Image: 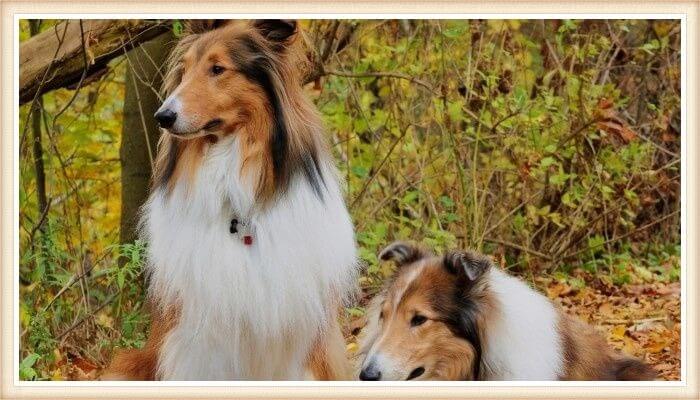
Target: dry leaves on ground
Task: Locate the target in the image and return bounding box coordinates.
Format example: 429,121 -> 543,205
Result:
542,274 -> 680,381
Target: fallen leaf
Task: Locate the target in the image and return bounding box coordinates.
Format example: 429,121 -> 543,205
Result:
656,283 -> 680,296
598,302 -> 615,318
72,357 -> 97,374
546,282 -> 572,299
610,324 -> 627,340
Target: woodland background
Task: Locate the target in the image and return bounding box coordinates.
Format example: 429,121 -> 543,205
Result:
18,19 -> 681,380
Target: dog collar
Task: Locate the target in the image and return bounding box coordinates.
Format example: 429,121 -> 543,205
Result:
230,216 -> 254,246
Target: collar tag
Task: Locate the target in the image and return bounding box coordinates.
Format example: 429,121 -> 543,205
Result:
230,216 -> 254,246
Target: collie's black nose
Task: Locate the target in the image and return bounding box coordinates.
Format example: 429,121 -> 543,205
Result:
154,109 -> 177,129
359,366 -> 381,381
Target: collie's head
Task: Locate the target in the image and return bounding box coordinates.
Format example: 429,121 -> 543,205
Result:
358,242 -> 496,381
153,19 -> 325,201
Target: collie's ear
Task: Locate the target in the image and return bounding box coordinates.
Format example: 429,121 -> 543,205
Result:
184,19 -> 231,34
379,241 -> 430,267
253,19 -> 298,45
443,250 -> 491,282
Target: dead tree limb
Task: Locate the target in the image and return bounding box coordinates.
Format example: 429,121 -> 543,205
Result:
19,19 -> 169,105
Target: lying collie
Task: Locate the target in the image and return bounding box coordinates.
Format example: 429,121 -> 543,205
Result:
358,241 -> 655,381
103,20 -> 358,380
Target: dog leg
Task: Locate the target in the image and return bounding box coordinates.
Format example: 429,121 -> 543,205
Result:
305,314 -> 351,380
101,303 -> 178,380
100,347 -> 158,381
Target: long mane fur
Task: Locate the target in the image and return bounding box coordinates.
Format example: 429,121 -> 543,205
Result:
132,20 -> 358,380
152,21 -> 327,203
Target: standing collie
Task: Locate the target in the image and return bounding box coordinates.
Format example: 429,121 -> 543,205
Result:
358,241 -> 655,381
103,20 -> 358,380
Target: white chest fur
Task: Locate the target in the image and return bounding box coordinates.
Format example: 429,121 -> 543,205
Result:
142,136 -> 358,380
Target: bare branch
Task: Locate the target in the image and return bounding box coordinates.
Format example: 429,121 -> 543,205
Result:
324,69 -> 435,93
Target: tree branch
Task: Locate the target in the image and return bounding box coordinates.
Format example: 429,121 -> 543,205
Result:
19,19 -> 169,105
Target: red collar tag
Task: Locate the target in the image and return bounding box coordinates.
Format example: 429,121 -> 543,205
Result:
231,215 -> 254,246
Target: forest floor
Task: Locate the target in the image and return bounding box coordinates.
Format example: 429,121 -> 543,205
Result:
544,272 -> 680,380
52,257 -> 682,382
345,267 -> 681,381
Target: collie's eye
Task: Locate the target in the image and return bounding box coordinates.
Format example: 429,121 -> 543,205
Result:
379,311 -> 384,320
410,315 -> 427,327
210,65 -> 225,76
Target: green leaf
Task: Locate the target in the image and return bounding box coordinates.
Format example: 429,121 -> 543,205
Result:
550,171 -> 571,186
562,191 -> 576,208
587,235 -> 605,252
447,100 -> 465,122
117,269 -> 125,290
566,76 -> 581,100
443,26 -> 466,39
443,212 -> 460,223
513,86 -> 528,108
351,165 -> 369,178
540,156 -> 556,168
439,195 -> 455,208
568,277 -> 586,291
172,20 -> 184,37
402,191 -> 419,204
19,353 -> 40,380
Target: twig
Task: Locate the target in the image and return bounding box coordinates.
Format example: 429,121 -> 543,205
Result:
20,21 -> 70,151
28,198 -> 52,247
491,109 -> 522,133
484,237 -> 553,261
635,129 -> 679,158
42,248 -> 112,312
51,20 -> 90,131
330,54 -> 383,143
545,38 -> 564,73
325,69 -> 435,93
481,190 -> 544,239
598,20 -> 624,86
556,210 -> 680,263
602,317 -> 666,325
349,126 -> 408,210
55,292 -> 118,341
321,20 -> 341,62
123,28 -> 166,101
557,118 -> 597,147
122,39 -> 155,168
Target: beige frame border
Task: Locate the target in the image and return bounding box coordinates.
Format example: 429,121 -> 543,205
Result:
1,1 -> 697,399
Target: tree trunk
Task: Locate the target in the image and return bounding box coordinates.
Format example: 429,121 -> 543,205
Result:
29,20 -> 48,226
119,32 -> 174,245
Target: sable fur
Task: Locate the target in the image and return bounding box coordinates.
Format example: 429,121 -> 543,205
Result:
359,241 -> 655,381
152,19 -> 324,202
103,19 -> 357,381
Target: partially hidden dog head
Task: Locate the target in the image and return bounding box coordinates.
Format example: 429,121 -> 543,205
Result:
358,241 -> 495,381
155,19 -> 301,138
